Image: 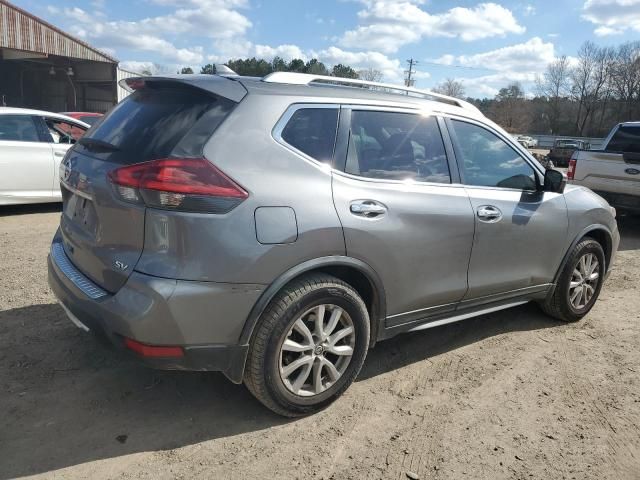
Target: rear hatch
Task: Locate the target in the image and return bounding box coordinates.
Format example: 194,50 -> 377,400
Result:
58,77 -> 244,292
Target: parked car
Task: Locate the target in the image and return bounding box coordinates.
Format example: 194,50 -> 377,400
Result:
48,73 -> 619,417
548,138 -> 590,167
0,107 -> 89,205
61,112 -> 103,126
569,122 -> 640,213
516,135 -> 538,148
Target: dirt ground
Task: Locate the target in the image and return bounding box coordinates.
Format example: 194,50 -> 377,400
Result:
1,204 -> 639,480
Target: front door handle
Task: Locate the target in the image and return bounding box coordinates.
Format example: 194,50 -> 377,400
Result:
54,151 -> 65,157
477,205 -> 502,223
350,200 -> 387,218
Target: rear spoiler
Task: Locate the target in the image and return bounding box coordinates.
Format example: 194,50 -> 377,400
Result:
118,74 -> 247,103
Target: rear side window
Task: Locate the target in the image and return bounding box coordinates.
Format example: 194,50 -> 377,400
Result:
77,83 -> 234,164
606,126 -> 640,153
345,111 -> 450,184
281,108 -> 338,162
0,115 -> 40,142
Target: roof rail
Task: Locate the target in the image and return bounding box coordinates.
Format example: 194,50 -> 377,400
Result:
262,72 -> 481,114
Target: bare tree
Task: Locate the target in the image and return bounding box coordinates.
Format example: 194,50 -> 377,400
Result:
570,42 -> 614,136
357,68 -> 383,82
432,78 -> 465,99
610,41 -> 640,121
536,56 -> 571,133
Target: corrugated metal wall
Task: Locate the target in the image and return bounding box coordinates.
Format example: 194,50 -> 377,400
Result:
0,0 -> 116,63
116,68 -> 141,102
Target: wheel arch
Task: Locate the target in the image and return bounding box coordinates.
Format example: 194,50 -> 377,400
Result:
239,256 -> 387,348
550,224 -> 613,295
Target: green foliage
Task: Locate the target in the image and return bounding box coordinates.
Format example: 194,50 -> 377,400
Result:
200,64 -> 216,75
227,58 -> 274,76
331,64 -> 359,79
180,67 -> 194,74
305,59 -> 329,76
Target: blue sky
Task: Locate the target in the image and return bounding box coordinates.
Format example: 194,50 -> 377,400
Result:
13,0 -> 640,97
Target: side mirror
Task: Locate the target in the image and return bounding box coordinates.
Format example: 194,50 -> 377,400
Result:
543,168 -> 566,193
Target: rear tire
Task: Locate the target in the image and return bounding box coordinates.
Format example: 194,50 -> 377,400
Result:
540,238 -> 605,322
244,273 -> 370,417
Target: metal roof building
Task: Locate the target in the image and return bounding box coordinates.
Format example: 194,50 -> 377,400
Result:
0,0 -> 135,112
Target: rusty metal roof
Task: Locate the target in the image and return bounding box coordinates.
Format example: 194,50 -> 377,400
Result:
0,0 -> 117,63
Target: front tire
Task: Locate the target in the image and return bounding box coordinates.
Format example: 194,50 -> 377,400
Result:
540,238 -> 606,322
244,274 -> 370,417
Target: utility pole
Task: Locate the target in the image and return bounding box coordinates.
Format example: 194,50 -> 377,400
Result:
405,58 -> 417,87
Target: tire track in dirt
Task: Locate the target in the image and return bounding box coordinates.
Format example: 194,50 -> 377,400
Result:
556,322 -> 637,477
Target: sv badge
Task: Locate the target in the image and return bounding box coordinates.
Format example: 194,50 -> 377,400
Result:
114,260 -> 129,271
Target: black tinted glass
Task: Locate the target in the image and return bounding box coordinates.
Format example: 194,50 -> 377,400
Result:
0,115 -> 40,142
281,108 -> 338,162
345,111 -> 450,183
606,126 -> 640,153
78,84 -> 233,164
451,120 -> 536,190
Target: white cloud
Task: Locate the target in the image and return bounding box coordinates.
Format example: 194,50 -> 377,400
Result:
340,2 -> 525,53
49,1 -> 251,64
254,44 -> 308,61
431,38 -> 562,98
435,37 -> 555,74
582,0 -> 640,36
314,46 -> 405,82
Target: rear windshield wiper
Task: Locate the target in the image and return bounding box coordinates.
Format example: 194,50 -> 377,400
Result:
78,137 -> 120,152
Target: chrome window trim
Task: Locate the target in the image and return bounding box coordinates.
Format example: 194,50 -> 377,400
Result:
50,242 -> 108,300
337,106 -> 455,187
271,103 -> 341,170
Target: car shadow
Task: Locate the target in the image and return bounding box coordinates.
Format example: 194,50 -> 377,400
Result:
617,213 -> 640,251
1,301 -> 557,478
0,202 -> 62,217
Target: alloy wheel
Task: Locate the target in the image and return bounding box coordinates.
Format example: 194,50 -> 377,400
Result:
278,304 -> 355,397
569,252 -> 600,310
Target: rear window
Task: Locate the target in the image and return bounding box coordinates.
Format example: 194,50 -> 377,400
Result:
606,126 -> 640,153
281,108 -> 339,163
77,83 -> 235,164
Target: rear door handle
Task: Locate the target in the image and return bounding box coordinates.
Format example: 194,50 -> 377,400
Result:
54,151 -> 65,157
477,205 -> 502,223
350,200 -> 387,218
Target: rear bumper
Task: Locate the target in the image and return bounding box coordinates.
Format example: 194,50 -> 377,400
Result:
48,237 -> 265,383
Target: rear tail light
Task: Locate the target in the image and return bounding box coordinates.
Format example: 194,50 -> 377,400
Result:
108,158 -> 248,213
567,158 -> 577,180
124,337 -> 184,358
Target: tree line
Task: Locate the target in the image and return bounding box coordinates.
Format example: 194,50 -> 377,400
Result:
467,40 -> 640,137
176,57 -> 384,81
168,39 -> 638,138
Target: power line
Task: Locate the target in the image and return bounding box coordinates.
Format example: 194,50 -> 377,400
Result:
405,58 -> 418,87
420,60 -> 500,73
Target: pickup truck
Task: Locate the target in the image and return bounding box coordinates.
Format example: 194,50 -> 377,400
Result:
569,122 -> 640,213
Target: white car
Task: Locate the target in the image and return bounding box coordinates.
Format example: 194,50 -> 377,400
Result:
516,135 -> 538,149
0,107 -> 90,205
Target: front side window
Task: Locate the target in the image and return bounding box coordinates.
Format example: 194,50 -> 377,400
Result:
0,115 -> 40,142
281,107 -> 339,162
606,126 -> 640,153
345,111 -> 450,183
45,118 -> 87,144
450,120 -> 536,190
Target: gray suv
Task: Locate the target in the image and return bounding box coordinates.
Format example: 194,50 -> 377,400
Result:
48,72 -> 619,416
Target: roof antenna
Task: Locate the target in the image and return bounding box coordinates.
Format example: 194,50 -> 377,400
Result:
215,64 -> 238,76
